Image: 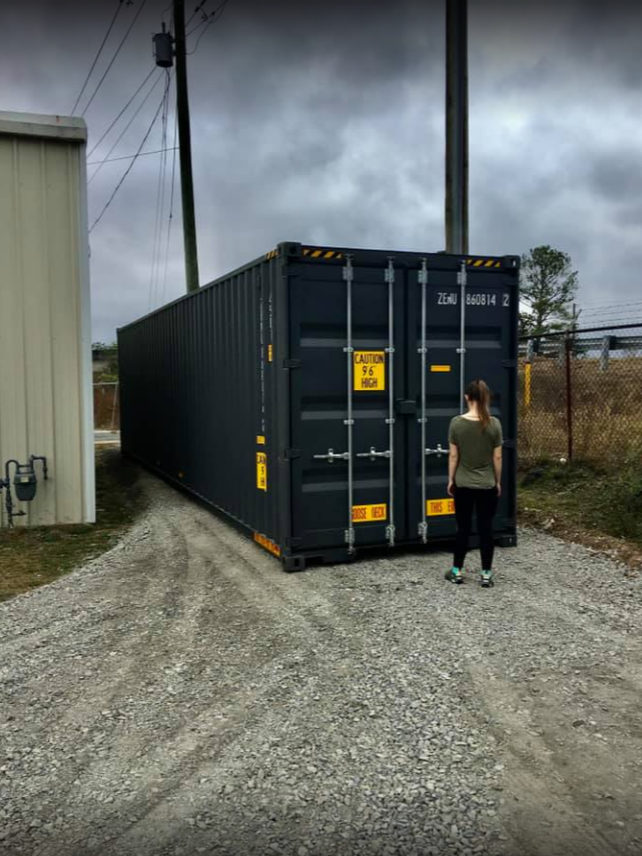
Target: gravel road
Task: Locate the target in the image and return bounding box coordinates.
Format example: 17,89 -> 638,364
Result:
1,459 -> 642,856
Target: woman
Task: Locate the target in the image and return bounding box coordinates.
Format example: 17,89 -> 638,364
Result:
445,379 -> 503,587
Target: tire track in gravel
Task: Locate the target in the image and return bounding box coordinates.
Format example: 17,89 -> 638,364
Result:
3,471 -> 642,856
38,484 -> 506,856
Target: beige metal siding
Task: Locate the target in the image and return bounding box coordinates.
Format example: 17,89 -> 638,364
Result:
0,116 -> 94,527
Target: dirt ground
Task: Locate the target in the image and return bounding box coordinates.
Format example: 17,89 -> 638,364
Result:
1,462 -> 641,856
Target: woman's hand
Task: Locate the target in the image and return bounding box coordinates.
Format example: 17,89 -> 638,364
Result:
447,480 -> 455,497
496,482 -> 502,498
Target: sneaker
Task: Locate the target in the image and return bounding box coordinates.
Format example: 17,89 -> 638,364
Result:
445,567 -> 464,584
480,570 -> 494,588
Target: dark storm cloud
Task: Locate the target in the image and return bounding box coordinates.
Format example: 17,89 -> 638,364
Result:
2,0 -> 642,340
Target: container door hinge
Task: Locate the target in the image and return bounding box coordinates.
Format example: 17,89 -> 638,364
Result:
286,537 -> 303,549
502,359 -> 516,369
502,439 -> 516,450
283,358 -> 301,369
283,448 -> 301,460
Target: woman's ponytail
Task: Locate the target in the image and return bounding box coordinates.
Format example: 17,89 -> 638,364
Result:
466,379 -> 492,430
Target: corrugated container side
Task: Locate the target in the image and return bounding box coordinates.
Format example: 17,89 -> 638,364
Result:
119,255 -> 283,548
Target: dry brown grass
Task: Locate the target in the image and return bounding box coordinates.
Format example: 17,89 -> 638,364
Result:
518,355 -> 642,464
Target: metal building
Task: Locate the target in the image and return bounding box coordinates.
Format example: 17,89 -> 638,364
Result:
119,243 -> 519,570
0,111 -> 95,527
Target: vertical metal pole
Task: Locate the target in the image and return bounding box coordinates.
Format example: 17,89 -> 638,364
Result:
343,256 -> 355,554
565,335 -> 573,462
445,0 -> 469,255
457,261 -> 467,408
174,0 -> 200,294
418,259 -> 428,543
385,259 -> 396,548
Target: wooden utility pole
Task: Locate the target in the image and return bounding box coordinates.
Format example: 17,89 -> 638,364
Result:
445,0 -> 469,255
174,0 -> 200,293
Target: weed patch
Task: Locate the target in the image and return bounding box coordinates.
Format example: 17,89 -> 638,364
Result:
0,449 -> 143,601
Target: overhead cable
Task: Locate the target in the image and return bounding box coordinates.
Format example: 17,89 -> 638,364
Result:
89,88 -> 167,233
86,147 -> 178,165
71,0 -> 125,115
87,66 -> 157,159
82,0 -> 150,117
88,71 -> 163,185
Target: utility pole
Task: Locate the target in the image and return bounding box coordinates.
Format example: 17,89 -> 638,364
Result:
445,0 -> 469,255
173,0 -> 200,293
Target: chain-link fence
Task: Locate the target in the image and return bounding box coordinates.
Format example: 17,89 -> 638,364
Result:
518,324 -> 642,466
94,382 -> 120,431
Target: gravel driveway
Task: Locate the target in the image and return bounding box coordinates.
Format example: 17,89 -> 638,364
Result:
1,462 -> 642,856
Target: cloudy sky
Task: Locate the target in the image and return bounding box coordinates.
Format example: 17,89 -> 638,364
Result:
2,0 -> 642,341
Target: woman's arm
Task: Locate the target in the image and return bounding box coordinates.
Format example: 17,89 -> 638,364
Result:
493,446 -> 503,496
447,444 -> 459,496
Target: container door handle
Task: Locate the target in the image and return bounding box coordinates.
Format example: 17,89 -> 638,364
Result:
356,447 -> 391,460
425,443 -> 449,458
313,448 -> 351,463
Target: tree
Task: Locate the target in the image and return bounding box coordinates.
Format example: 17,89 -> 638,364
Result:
519,245 -> 578,337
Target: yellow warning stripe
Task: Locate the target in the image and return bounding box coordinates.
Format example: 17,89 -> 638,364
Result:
254,532 -> 281,557
467,258 -> 501,268
264,248 -> 279,260
302,247 -> 343,260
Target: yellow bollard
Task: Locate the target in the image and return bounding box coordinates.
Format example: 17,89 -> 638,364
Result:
524,362 -> 532,409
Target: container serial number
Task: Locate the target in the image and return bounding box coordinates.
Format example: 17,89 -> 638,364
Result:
436,292 -> 510,307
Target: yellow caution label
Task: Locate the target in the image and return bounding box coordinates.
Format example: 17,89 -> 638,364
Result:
268,344 -> 273,362
427,498 -> 455,517
352,503 -> 388,523
256,452 -> 267,491
354,350 -> 386,391
254,532 -> 281,557
256,435 -> 266,445
430,365 -> 451,373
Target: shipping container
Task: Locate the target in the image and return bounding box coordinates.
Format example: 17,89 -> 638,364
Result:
119,243 -> 519,570
0,111 -> 94,527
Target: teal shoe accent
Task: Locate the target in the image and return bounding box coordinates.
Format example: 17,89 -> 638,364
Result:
445,567 -> 464,584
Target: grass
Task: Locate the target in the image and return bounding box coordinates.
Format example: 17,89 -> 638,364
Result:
0,449 -> 143,602
518,355 -> 642,465
518,458 -> 642,567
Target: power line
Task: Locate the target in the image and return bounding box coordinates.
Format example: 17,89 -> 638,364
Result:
81,0 -> 150,117
87,147 -> 178,165
186,0 -> 230,51
89,88 -> 167,234
161,112 -> 180,304
149,72 -> 173,310
186,0 -> 209,28
71,0 -> 125,114
87,66 -> 157,159
88,71 -> 163,185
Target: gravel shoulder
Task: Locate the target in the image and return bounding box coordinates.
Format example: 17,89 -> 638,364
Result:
1,466 -> 641,856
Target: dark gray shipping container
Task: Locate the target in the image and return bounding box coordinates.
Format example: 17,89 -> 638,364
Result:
118,242 -> 519,570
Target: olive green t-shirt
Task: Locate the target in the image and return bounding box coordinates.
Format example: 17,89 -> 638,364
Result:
448,415 -> 503,489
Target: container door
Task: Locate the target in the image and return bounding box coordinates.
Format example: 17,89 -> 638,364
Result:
407,260 -> 518,543
288,257 -> 407,556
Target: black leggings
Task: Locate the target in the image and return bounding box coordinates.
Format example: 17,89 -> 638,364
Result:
453,486 -> 499,571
